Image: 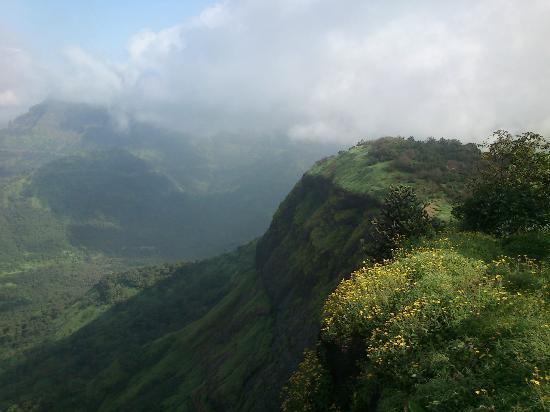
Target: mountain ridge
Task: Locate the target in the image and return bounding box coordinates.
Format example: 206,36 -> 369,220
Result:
0,136 -> 484,411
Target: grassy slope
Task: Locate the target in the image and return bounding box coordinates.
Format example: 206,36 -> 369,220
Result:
308,138 -> 478,218
0,244 -> 257,411
0,137 -> 481,411
0,257 -> 128,362
283,230 -> 550,411
251,138 -> 480,406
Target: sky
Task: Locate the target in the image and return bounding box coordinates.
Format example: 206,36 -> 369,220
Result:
2,0 -> 214,59
1,0 -> 550,142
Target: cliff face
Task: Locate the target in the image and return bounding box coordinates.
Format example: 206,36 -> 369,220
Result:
258,174 -> 377,301
253,173 -> 380,409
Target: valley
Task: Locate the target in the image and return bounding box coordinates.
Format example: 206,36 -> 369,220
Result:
0,101 -> 337,374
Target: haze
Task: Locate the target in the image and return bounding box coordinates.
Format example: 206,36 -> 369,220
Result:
1,0 -> 550,142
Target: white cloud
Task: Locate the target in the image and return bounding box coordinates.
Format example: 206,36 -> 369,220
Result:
58,47 -> 124,105
195,3 -> 230,29
128,26 -> 186,63
0,39 -> 49,124
3,0 -> 550,142
0,90 -> 18,106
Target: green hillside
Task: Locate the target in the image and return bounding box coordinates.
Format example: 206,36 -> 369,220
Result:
282,132 -> 550,411
25,149 -> 260,260
0,136 -> 501,411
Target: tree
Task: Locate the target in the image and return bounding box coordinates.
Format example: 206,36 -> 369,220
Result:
369,185 -> 433,259
453,130 -> 550,235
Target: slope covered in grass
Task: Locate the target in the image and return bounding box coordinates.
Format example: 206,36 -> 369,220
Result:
0,244 -> 259,411
309,137 -> 479,219
283,231 -> 550,411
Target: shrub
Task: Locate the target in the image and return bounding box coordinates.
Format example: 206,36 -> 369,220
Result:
502,231 -> 550,262
454,131 -> 550,235
284,245 -> 550,411
281,349 -> 337,412
369,185 -> 434,259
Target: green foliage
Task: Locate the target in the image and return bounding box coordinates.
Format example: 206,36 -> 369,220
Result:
369,185 -> 434,259
0,133 -> 487,412
0,244 -> 276,412
282,350 -> 337,412
367,137 -> 479,186
408,400 -> 428,412
454,130 -> 550,235
0,255 -> 138,364
284,236 -> 550,411
313,137 -> 480,200
502,231 -> 550,261
0,179 -> 71,272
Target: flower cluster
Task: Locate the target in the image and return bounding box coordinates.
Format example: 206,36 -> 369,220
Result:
284,236 -> 550,411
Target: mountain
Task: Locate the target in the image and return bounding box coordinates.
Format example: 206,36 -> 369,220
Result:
0,101 -> 338,368
0,100 -> 339,265
0,137 -> 491,411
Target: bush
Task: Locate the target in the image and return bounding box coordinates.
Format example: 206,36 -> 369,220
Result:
369,185 -> 434,259
454,131 -> 550,235
281,349 -> 337,412
284,245 -> 550,411
502,231 -> 550,262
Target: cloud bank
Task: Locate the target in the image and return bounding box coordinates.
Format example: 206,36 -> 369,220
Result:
2,0 -> 550,142
0,30 -> 49,123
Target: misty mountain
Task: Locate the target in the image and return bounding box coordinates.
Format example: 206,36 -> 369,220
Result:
0,101 -> 337,366
0,137 -> 482,410
0,100 -> 339,265
2,3 -> 549,411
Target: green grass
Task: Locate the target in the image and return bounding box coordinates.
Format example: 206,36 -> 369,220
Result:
308,140 -> 477,221
103,267 -> 272,412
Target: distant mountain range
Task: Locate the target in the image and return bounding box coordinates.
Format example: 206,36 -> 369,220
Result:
0,100 -> 340,265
